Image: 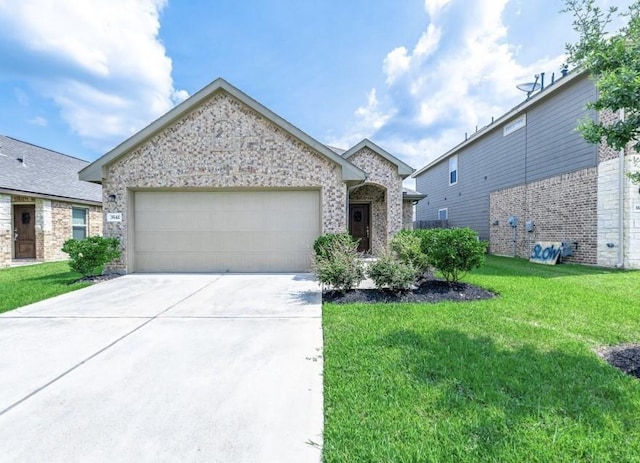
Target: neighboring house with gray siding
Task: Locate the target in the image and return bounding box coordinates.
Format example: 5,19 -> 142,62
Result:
0,135 -> 102,267
412,70 -> 640,268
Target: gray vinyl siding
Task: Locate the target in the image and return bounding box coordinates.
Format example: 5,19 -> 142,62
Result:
415,74 -> 597,241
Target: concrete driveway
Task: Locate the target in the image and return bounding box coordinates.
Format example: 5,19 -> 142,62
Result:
0,274 -> 323,462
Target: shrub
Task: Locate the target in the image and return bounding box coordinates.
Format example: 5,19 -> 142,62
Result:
420,228 -> 486,283
313,233 -> 358,259
61,236 -> 121,277
367,252 -> 415,292
390,232 -> 430,279
312,235 -> 364,291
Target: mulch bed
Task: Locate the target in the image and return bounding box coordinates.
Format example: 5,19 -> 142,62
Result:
75,274 -> 122,284
596,344 -> 640,379
323,279 -> 496,304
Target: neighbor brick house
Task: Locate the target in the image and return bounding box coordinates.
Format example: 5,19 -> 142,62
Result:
0,135 -> 102,267
412,70 -> 640,268
80,78 -> 424,273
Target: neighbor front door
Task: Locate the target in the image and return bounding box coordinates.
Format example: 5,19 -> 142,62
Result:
349,204 -> 370,253
14,205 -> 36,259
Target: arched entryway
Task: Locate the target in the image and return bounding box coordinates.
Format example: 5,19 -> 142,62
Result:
348,183 -> 387,255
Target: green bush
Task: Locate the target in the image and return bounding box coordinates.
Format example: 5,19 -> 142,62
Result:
312,235 -> 364,292
367,252 -> 415,292
390,232 -> 430,279
61,236 -> 121,277
420,228 -> 486,283
313,233 -> 359,259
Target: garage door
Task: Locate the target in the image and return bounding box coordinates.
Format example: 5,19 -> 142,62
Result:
133,190 -> 320,272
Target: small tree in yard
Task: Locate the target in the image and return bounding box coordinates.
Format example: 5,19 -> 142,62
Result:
563,0 -> 640,182
367,251 -> 415,292
312,233 -> 364,292
421,228 -> 486,284
61,236 -> 121,277
390,231 -> 431,280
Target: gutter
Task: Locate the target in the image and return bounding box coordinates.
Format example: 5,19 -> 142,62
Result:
617,108 -> 625,268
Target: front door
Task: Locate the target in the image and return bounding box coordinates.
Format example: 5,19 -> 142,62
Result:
349,204 -> 370,252
14,205 -> 36,259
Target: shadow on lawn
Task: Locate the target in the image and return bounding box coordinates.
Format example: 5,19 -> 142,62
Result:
473,258 -> 622,279
380,329 -> 640,455
23,271 -> 83,285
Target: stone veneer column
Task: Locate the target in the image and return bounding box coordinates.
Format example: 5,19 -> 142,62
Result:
597,158 -> 621,266
35,199 -> 53,261
624,154 -> 640,268
0,194 -> 11,267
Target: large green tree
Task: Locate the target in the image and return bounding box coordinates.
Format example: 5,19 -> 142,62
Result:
563,0 -> 640,182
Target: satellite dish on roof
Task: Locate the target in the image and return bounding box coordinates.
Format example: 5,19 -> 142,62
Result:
516,74 -> 542,99
516,82 -> 541,93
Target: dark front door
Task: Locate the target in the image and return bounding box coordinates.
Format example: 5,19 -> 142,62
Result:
14,205 -> 36,259
349,204 -> 370,252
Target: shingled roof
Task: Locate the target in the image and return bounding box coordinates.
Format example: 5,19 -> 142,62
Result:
0,135 -> 101,204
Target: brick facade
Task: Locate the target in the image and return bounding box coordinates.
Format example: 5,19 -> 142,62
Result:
103,92 -> 348,272
0,194 -> 102,267
402,201 -> 414,229
489,167 -> 598,264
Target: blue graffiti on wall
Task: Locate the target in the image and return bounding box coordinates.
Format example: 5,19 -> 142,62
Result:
530,242 -> 562,265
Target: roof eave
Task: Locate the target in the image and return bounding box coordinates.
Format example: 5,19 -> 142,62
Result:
342,139 -> 415,177
79,78 -> 366,183
411,69 -> 588,178
0,187 -> 102,206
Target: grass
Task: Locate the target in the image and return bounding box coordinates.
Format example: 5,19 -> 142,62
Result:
0,261 -> 90,313
322,256 -> 640,462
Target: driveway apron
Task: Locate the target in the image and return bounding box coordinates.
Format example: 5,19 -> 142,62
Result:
0,273 -> 323,462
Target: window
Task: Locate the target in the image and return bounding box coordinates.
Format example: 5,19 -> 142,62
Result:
72,207 -> 88,240
438,208 -> 448,220
503,114 -> 526,136
449,155 -> 458,185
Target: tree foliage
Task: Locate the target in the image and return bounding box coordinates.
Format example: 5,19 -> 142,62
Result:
563,0 -> 640,182
61,236 -> 121,277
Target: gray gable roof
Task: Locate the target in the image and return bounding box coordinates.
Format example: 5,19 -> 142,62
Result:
80,78 -> 366,183
0,135 -> 102,204
341,139 -> 415,178
402,187 -> 426,200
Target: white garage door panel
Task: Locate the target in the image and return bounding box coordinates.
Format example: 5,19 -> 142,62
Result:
133,191 -> 320,272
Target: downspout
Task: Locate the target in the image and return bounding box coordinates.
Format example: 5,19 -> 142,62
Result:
616,108 -> 625,268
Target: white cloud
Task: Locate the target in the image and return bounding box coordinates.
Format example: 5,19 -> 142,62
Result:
327,88 -> 395,150
332,0 -> 568,174
28,116 -> 47,126
0,0 -> 188,151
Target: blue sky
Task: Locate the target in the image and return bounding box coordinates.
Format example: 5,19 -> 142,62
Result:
0,0 -> 628,174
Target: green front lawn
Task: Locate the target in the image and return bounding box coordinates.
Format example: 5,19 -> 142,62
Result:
323,256 -> 640,462
0,262 -> 90,313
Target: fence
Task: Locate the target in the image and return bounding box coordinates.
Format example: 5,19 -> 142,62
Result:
413,219 -> 449,229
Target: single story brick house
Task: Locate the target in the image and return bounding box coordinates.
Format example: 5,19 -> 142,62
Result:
0,135 -> 102,267
80,78 -> 424,273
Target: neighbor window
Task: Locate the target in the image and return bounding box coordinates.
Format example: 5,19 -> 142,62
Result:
72,207 -> 88,240
438,208 -> 448,220
503,114 -> 526,136
449,155 -> 458,185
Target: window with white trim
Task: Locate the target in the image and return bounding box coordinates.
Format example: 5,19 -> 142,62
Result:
72,207 -> 88,240
449,155 -> 458,185
438,208 -> 448,220
503,114 -> 526,136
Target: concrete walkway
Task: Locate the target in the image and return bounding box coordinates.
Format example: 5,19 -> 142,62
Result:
0,274 -> 323,462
